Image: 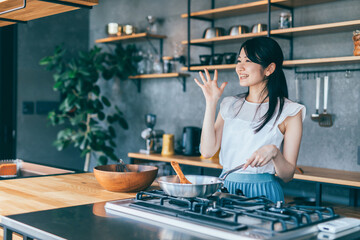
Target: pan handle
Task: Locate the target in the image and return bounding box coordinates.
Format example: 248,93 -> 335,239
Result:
219,163 -> 245,181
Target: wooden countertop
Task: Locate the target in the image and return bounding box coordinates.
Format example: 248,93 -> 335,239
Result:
129,153 -> 360,187
128,152 -> 222,169
0,173 -> 137,217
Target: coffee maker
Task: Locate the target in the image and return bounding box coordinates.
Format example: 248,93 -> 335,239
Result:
182,126 -> 201,156
140,114 -> 164,154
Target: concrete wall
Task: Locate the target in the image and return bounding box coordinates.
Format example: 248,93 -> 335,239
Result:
87,0 -> 360,204
89,0 -> 360,172
17,9 -> 90,170
14,0 -> 360,204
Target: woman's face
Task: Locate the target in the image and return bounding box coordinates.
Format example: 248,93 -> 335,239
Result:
235,48 -> 266,88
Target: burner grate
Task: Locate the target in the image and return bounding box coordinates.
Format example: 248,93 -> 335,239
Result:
134,190 -> 339,233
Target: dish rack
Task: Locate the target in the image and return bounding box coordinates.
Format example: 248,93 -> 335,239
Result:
0,159 -> 23,178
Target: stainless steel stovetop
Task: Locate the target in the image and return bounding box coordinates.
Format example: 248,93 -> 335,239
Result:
105,190 -> 359,240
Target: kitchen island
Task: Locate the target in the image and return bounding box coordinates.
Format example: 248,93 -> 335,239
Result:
0,172 -> 360,240
0,173 -> 208,240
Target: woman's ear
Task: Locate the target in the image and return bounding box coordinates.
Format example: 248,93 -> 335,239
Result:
265,63 -> 276,76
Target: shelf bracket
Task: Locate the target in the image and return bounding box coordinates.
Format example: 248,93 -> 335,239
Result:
0,0 -> 26,16
130,79 -> 141,93
177,77 -> 187,92
37,0 -> 93,9
145,37 -> 159,55
270,3 -> 293,11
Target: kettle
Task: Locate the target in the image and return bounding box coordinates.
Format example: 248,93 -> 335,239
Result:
182,126 -> 201,156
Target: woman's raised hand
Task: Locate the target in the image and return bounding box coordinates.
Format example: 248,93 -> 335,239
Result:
194,69 -> 227,103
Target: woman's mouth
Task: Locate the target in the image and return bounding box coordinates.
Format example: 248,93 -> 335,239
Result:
238,74 -> 249,79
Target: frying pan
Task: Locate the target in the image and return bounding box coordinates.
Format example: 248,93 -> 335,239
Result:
157,163 -> 244,198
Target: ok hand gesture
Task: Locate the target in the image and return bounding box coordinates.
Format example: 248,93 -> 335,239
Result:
194,69 -> 227,103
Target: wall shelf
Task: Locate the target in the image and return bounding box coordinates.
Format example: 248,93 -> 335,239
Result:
182,20 -> 360,45
128,73 -> 190,92
0,0 -> 98,27
181,56 -> 360,71
95,33 -> 167,44
181,0 -> 336,20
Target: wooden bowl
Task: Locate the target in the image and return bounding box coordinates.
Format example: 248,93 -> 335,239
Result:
93,164 -> 158,192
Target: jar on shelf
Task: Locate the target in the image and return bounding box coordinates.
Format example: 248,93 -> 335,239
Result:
162,56 -> 174,73
279,12 -> 292,29
353,30 -> 360,56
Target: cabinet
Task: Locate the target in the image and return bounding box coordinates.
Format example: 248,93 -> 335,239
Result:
0,0 -> 98,27
181,0 -> 360,71
95,33 -> 190,92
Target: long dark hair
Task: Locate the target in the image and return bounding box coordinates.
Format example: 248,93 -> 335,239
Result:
236,37 -> 288,133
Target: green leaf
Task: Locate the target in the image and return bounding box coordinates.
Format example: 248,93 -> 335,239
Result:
101,96 -> 111,107
118,117 -> 129,130
98,112 -> 105,121
92,86 -> 100,96
98,156 -> 108,166
108,126 -> 116,137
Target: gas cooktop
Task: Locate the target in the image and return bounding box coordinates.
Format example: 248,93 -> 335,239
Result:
105,190 -> 344,240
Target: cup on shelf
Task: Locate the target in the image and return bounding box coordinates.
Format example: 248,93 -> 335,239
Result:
224,52 -> 237,64
353,30 -> 360,56
199,55 -> 211,65
107,23 -> 120,36
211,54 -> 223,65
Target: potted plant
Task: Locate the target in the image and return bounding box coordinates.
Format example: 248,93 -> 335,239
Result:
39,44 -> 140,171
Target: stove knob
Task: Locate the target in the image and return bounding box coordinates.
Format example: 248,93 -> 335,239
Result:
276,201 -> 283,208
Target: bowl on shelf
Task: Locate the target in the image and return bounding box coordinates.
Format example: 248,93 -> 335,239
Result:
202,27 -> 225,39
224,52 -> 237,64
199,55 -> 211,65
251,23 -> 267,33
94,164 -> 158,192
228,25 -> 249,36
211,54 -> 223,65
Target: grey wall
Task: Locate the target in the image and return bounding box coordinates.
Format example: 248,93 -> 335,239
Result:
89,0 -> 360,172
87,0 -> 360,204
17,9 -> 90,170
14,0 -> 360,204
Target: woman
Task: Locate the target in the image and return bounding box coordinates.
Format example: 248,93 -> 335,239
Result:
194,37 -> 305,203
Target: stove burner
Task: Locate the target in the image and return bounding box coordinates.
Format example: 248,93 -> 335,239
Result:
133,190 -> 339,233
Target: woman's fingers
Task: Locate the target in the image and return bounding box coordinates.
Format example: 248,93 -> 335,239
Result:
219,82 -> 228,92
214,69 -> 218,82
204,68 -> 211,82
199,71 -> 207,84
194,78 -> 203,88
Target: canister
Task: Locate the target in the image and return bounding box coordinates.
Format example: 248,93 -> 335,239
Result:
162,56 -> 173,73
279,12 -> 292,29
161,134 -> 174,156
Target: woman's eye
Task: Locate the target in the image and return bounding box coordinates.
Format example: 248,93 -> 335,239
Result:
236,60 -> 241,63
246,59 -> 251,62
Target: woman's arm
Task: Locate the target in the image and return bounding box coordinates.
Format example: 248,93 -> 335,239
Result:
194,69 -> 227,158
243,110 -> 303,182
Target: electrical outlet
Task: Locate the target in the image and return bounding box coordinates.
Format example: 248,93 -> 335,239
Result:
22,101 -> 34,114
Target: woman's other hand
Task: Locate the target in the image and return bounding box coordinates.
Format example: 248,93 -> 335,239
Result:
243,145 -> 279,169
194,69 -> 227,103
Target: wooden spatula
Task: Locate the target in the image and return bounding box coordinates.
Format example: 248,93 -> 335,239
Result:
170,161 -> 192,184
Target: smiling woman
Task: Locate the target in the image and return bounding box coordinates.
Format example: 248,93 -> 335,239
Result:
194,37 -> 306,203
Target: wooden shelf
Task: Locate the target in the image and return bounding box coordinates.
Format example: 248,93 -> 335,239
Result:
95,33 -> 167,44
128,72 -> 190,79
0,0 -> 98,27
182,32 -> 267,45
284,56 -> 360,67
181,56 -> 360,71
181,64 -> 236,71
128,72 -> 190,92
181,0 -> 336,19
271,20 -> 360,37
182,20 -> 360,45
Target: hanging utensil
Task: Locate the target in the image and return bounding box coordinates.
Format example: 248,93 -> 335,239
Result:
294,76 -> 301,103
311,76 -> 321,122
319,75 -> 333,127
170,161 -> 192,184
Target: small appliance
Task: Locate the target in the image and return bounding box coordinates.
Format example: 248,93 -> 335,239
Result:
182,126 -> 201,156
